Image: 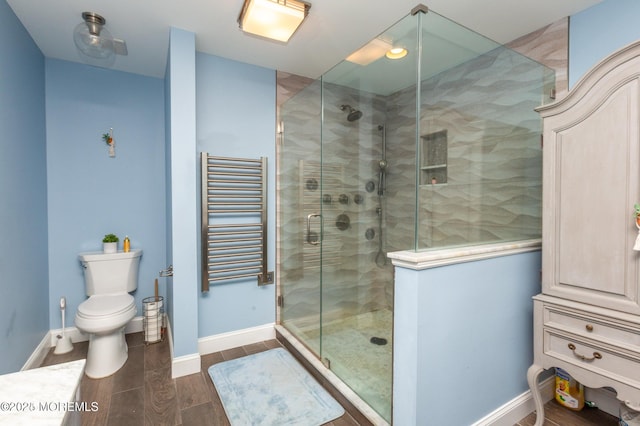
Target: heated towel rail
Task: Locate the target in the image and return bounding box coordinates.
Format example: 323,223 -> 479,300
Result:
201,153 -> 274,292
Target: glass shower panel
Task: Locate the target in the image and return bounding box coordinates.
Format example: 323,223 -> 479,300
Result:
278,78 -> 323,355
318,12 -> 420,422
416,9 -> 555,250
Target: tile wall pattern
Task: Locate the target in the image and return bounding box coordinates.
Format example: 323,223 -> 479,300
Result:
276,17 -> 566,328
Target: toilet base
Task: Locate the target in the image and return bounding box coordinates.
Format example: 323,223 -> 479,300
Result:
84,326 -> 129,378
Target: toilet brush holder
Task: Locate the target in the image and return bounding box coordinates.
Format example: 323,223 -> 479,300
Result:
53,296 -> 73,355
54,334 -> 73,355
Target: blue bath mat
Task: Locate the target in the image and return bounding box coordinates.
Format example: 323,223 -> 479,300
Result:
208,347 -> 344,426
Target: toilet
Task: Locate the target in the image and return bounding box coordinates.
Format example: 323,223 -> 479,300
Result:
75,249 -> 142,378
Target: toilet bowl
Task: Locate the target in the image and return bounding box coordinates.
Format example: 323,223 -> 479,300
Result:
75,249 -> 142,378
75,294 -> 136,378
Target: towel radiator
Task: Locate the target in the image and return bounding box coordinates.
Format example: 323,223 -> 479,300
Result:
201,153 -> 274,292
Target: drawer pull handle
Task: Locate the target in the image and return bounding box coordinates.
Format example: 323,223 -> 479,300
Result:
585,324 -> 593,332
568,343 -> 602,361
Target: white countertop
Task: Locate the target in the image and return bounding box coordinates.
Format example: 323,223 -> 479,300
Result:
0,359 -> 85,425
387,239 -> 542,270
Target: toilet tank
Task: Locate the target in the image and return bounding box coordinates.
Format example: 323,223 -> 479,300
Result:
79,249 -> 142,295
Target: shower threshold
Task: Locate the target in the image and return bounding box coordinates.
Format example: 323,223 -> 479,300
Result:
275,324 -> 390,426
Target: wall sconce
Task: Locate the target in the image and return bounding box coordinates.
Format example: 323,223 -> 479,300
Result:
238,0 -> 311,43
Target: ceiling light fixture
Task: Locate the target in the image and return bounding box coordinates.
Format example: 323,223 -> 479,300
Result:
386,47 -> 408,60
73,12 -> 127,67
238,0 -> 311,43
346,38 -> 394,66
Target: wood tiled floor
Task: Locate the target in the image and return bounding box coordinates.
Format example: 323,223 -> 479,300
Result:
40,333 -> 621,425
39,333 -> 362,425
515,399 -> 618,426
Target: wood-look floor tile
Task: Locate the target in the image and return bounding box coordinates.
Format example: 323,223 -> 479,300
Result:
263,339 -> 283,350
126,331 -> 145,348
543,400 -> 617,425
515,400 -> 618,426
176,373 -> 211,410
220,346 -> 246,361
107,387 -> 144,426
325,412 -> 361,425
40,341 -> 89,367
112,344 -> 145,393
145,338 -> 171,371
37,331 -> 629,426
201,370 -> 230,421
145,366 -> 180,426
242,341 -> 269,355
200,351 -> 224,371
80,374 -> 113,426
180,402 -> 228,426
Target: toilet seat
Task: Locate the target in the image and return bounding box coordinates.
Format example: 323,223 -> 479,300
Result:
75,294 -> 137,336
77,294 -> 135,318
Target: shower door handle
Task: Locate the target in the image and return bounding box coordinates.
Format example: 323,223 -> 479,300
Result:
306,213 -> 322,245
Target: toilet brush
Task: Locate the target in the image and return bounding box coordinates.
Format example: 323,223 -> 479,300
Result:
54,297 -> 73,355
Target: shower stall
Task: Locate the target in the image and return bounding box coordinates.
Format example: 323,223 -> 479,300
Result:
277,5 -> 554,423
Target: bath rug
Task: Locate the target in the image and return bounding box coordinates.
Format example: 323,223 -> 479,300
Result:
208,347 -> 345,426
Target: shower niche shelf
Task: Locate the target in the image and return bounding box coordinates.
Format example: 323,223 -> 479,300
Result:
420,130 -> 448,186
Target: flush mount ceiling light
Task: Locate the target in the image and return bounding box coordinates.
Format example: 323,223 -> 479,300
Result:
73,12 -> 128,67
346,38 -> 394,66
386,47 -> 408,60
238,0 -> 311,43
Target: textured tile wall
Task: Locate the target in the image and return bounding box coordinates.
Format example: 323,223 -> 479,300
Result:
276,18 -> 566,323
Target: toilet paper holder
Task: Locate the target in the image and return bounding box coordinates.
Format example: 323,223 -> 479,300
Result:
159,265 -> 173,277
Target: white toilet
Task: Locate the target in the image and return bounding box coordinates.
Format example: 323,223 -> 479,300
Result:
75,249 -> 142,378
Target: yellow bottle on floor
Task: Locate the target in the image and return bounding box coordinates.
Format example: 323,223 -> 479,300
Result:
555,368 -> 584,411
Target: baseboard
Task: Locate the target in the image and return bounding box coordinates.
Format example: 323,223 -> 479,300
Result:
470,376 -> 621,425
165,319 -> 200,379
162,314 -> 196,379
471,376 -> 555,426
198,323 -> 275,355
21,332 -> 51,371
171,353 -> 201,379
23,317 -> 145,371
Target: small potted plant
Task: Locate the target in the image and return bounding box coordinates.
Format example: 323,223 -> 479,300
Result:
635,204 -> 640,227
102,132 -> 113,145
102,233 -> 119,253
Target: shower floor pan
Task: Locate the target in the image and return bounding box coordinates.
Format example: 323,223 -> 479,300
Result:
279,309 -> 392,424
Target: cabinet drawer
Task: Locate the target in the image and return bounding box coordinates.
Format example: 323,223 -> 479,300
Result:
545,331 -> 640,384
544,305 -> 640,352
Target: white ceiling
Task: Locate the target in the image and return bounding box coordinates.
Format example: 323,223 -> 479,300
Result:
7,0 -> 602,80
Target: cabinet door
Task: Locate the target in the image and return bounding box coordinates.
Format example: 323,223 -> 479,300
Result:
541,79 -> 640,314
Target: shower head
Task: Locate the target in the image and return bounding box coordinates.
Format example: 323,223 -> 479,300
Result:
378,159 -> 388,171
340,104 -> 363,122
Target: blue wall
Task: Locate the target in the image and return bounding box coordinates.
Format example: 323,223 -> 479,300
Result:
393,251 -> 541,426
569,0 -> 640,87
166,28 -> 199,358
45,60 -> 166,329
195,53 -> 276,337
0,0 -> 48,374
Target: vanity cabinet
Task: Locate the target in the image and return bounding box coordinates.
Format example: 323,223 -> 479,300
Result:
527,41 -> 640,425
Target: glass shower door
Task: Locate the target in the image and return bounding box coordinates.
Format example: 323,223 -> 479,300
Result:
278,78 -> 323,355
316,12 -> 420,423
